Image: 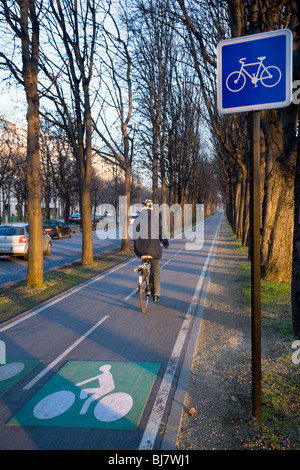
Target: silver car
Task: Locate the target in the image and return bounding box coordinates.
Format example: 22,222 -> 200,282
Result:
0,223 -> 52,260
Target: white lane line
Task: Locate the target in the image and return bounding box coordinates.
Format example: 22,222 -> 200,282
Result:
138,213 -> 222,450
0,258 -> 135,333
23,315 -> 109,390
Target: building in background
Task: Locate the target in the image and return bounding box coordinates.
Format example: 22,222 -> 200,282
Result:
0,116 -> 122,222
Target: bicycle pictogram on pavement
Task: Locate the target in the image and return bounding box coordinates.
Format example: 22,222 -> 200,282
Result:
8,361 -> 160,430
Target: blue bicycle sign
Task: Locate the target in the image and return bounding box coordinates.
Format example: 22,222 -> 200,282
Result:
226,56 -> 281,92
217,29 -> 292,114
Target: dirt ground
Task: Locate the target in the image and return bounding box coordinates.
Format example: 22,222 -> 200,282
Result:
175,216 -> 298,451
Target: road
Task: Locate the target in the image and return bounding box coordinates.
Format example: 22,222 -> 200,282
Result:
0,212 -> 222,451
0,228 -> 121,286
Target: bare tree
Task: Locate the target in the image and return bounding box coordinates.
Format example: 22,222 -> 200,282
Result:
0,0 -> 43,286
0,123 -> 15,220
52,133 -> 79,222
40,0 -> 107,264
40,130 -> 56,219
92,3 -> 134,251
175,0 -> 300,337
11,151 -> 28,221
128,0 -> 176,205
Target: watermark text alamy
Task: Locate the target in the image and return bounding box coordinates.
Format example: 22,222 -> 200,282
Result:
95,197 -> 205,251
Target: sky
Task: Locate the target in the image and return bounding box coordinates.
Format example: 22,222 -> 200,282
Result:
0,75 -> 27,124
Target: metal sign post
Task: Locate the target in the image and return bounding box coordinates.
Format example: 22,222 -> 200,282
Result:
217,29 -> 292,426
250,110 -> 262,425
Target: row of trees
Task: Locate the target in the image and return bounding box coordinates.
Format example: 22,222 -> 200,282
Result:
0,117 -> 134,222
0,0 -> 218,285
172,0 -> 300,337
0,119 -> 77,222
1,1 -> 298,337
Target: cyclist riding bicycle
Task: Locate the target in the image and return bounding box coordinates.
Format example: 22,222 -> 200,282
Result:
133,199 -> 169,302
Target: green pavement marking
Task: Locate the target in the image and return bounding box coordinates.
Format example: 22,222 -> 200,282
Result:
0,360 -> 41,396
8,361 -> 160,430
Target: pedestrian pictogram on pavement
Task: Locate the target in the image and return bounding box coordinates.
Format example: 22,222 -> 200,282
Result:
8,361 -> 160,430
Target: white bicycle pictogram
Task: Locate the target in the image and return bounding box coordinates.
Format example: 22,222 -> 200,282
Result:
0,362 -> 25,381
33,364 -> 133,422
226,56 -> 282,92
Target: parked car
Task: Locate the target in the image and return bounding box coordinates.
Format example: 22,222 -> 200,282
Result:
0,223 -> 52,259
69,213 -> 81,224
42,220 -> 72,239
69,213 -> 103,225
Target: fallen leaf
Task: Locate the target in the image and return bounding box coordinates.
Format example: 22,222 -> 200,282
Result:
187,407 -> 197,417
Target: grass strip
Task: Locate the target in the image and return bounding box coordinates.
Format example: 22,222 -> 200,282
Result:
239,255 -> 292,335
235,238 -> 299,450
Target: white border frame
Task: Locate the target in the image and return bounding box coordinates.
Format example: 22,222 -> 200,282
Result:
217,29 -> 293,114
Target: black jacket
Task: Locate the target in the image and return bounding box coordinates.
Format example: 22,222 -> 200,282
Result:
133,208 -> 168,260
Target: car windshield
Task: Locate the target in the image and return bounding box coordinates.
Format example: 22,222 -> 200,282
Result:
43,221 -> 57,226
0,226 -> 24,236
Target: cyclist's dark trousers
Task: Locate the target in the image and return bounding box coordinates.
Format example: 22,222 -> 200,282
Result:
151,259 -> 160,296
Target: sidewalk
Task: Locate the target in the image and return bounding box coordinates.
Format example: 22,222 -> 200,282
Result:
176,216 -> 256,450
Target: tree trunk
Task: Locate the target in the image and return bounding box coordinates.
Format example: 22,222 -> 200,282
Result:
152,144 -> 159,204
242,165 -> 250,247
21,0 -> 43,286
26,93 -> 43,286
79,155 -> 93,265
80,99 -> 93,265
80,173 -> 93,265
63,192 -> 71,224
121,162 -> 131,252
292,138 -> 300,339
261,175 -> 294,281
260,111 -> 295,282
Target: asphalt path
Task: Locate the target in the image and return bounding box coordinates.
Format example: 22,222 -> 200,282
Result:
0,228 -> 121,286
0,211 -> 223,451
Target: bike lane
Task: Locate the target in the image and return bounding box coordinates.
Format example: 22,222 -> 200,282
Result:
0,211 -> 222,450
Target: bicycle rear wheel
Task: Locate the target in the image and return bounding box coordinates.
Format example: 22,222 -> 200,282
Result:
139,271 -> 150,313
